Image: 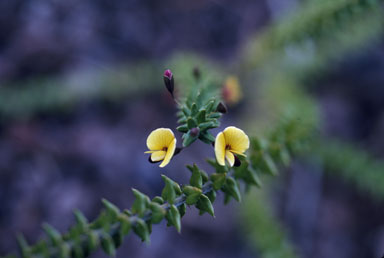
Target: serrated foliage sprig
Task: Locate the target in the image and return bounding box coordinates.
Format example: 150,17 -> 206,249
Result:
7,120 -> 309,258
5,70 -> 312,258
176,75 -> 223,147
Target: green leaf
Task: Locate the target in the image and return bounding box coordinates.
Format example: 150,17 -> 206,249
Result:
161,175 -> 182,194
279,146 -> 291,166
68,227 -> 84,257
101,232 -> 116,256
152,196 -> 164,205
161,175 -> 176,204
206,190 -> 217,203
72,243 -> 84,258
123,209 -> 132,216
182,185 -> 202,205
117,214 -> 132,236
146,221 -> 152,234
234,156 -> 262,187
90,211 -> 108,230
196,109 -> 206,123
251,137 -> 267,152
58,243 -> 71,258
187,164 -> 203,188
176,125 -> 188,133
42,223 -> 62,246
207,159 -> 228,173
17,234 -> 31,258
177,117 -> 187,124
102,198 -> 120,220
187,117 -> 198,129
210,173 -> 227,190
133,218 -> 150,243
29,240 -> 49,256
179,203 -> 187,218
166,205 -> 181,233
73,209 -> 89,231
87,230 -> 100,251
200,169 -> 209,183
208,112 -> 221,119
198,121 -> 219,131
198,131 -> 216,144
224,193 -> 232,205
149,202 -> 166,224
131,189 -> 150,216
196,194 -> 215,217
181,106 -> 190,116
205,99 -> 215,112
246,167 -> 262,188
182,131 -> 198,147
223,177 -> 241,202
262,154 -> 279,176
191,103 -> 198,115
110,215 -> 130,249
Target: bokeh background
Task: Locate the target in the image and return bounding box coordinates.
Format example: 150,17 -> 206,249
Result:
0,0 -> 384,257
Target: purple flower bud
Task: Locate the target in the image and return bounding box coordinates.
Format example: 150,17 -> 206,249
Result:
216,102 -> 227,114
163,69 -> 175,98
164,69 -> 173,79
190,127 -> 200,137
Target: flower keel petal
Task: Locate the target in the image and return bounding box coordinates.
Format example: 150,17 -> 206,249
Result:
151,151 -> 167,162
226,150 -> 235,167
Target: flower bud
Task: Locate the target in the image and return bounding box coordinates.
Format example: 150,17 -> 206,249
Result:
163,69 -> 174,97
193,67 -> 201,80
190,127 -> 200,137
222,76 -> 242,105
216,102 -> 227,114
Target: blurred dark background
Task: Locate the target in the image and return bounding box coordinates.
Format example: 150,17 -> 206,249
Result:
0,0 -> 384,258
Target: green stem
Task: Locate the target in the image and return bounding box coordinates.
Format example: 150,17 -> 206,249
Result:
30,181 -> 215,258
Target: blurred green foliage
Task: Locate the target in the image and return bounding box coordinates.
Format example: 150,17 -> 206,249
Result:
242,190 -> 298,258
315,140 -> 384,199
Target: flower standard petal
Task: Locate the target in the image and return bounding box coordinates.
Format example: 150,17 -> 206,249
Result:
160,138 -> 177,168
146,128 -> 175,151
215,132 -> 226,166
223,126 -> 250,154
151,151 -> 167,162
225,150 -> 235,167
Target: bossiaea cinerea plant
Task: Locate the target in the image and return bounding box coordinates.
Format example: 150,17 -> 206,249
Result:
8,69 -> 310,258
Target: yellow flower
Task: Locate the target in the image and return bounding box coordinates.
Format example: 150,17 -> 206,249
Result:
145,128 -> 177,168
222,76 -> 242,105
215,126 -> 250,167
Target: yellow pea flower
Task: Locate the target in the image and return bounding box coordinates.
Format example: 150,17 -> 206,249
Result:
222,76 -> 242,105
145,128 -> 177,168
215,126 -> 250,167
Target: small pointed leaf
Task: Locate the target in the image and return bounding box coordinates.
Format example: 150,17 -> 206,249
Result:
196,194 -> 215,217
